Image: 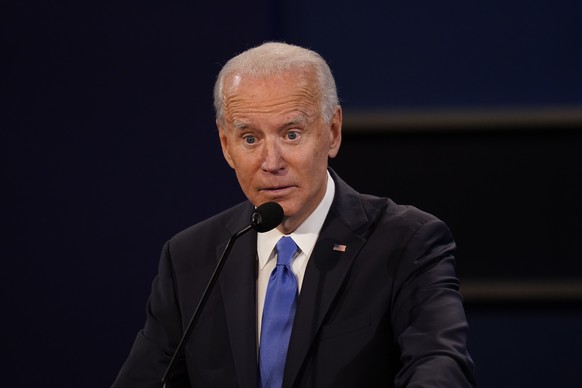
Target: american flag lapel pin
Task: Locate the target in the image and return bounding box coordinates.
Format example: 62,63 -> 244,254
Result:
333,244 -> 347,252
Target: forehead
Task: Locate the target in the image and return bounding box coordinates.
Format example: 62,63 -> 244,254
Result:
221,71 -> 321,124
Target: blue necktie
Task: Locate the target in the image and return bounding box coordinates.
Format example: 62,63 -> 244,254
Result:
259,236 -> 299,388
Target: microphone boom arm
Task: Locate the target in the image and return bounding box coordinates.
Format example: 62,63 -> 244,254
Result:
161,224 -> 253,387
160,201 -> 283,387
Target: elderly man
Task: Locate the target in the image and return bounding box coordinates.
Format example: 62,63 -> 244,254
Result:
112,42 -> 476,388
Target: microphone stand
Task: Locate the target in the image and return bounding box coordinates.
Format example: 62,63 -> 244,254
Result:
161,224 -> 254,387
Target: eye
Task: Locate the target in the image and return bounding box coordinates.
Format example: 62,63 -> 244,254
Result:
244,135 -> 256,144
286,131 -> 299,140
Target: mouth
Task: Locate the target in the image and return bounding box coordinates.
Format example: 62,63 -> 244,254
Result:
259,185 -> 295,197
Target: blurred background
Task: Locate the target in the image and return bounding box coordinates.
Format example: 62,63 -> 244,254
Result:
2,1 -> 581,386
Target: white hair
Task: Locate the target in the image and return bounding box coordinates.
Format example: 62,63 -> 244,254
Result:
213,42 -> 339,124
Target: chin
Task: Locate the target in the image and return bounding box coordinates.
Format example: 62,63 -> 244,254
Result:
279,201 -> 299,218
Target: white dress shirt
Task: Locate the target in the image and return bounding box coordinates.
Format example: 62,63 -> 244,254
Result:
256,171 -> 335,345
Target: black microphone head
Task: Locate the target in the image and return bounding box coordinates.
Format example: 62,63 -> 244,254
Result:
251,202 -> 284,233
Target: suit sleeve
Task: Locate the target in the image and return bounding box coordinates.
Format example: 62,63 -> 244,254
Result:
111,240 -> 190,388
391,218 -> 477,387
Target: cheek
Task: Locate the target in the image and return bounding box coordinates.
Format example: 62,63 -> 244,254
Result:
230,150 -> 262,177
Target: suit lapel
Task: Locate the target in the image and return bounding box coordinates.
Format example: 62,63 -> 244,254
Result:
219,206 -> 259,388
283,178 -> 373,387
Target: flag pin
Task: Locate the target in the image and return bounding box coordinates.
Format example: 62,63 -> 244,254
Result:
333,244 -> 347,252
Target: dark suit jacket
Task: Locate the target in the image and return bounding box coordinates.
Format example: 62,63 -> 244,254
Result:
112,170 -> 476,387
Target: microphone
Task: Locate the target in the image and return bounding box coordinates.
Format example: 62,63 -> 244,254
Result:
251,201 -> 284,232
161,202 -> 284,387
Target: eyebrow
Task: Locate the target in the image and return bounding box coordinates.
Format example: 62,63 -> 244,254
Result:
231,114 -> 309,131
283,115 -> 308,127
232,120 -> 249,130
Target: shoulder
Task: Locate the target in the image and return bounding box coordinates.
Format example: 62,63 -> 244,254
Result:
168,200 -> 253,253
331,168 -> 447,237
361,194 -> 452,248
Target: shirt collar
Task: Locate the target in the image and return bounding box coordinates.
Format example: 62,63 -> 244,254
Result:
257,170 -> 336,269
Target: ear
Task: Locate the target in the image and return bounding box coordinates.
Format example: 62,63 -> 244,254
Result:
217,119 -> 235,169
327,106 -> 342,159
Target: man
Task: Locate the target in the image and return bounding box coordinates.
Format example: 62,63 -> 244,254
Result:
112,42 -> 476,387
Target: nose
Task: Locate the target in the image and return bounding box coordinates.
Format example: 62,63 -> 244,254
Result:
260,138 -> 286,173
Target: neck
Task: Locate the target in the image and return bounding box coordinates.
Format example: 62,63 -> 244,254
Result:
277,217 -> 300,235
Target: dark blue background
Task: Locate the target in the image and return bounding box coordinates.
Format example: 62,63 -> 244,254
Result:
2,1 -> 581,386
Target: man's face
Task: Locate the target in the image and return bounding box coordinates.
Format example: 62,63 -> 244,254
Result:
217,70 -> 342,233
